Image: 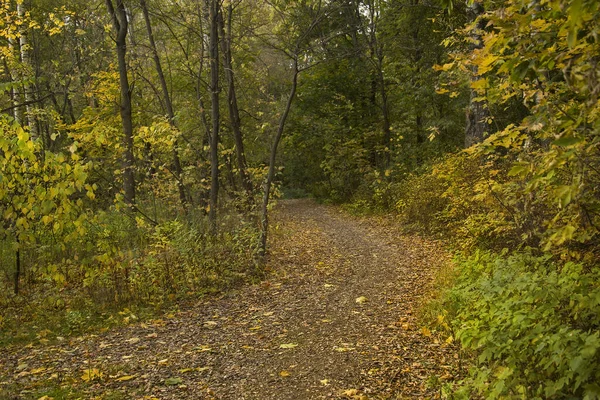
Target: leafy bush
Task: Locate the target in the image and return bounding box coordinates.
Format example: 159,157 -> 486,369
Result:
447,251 -> 600,399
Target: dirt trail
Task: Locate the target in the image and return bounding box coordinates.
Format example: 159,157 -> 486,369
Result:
0,199 -> 459,399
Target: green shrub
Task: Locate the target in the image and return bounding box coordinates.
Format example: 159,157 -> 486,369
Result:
447,251 -> 600,399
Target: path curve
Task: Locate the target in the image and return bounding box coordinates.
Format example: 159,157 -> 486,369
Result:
1,199 -> 459,399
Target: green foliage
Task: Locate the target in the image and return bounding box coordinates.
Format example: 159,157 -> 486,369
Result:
459,0 -> 600,252
392,153 -> 523,250
447,251 -> 600,399
0,115 -> 93,250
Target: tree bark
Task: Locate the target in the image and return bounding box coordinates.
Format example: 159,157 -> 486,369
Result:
106,0 -> 136,205
140,0 -> 187,209
17,1 -> 36,138
464,0 -> 489,148
208,0 -> 220,234
14,240 -> 20,295
218,4 -> 253,201
3,53 -> 21,124
259,58 -> 299,256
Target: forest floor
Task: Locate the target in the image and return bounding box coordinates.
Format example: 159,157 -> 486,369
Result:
0,199 -> 461,399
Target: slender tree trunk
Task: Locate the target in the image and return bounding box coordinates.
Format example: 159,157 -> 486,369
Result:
208,0 -> 220,234
464,0 -> 489,148
3,53 -> 20,123
106,0 -> 136,205
364,1 -> 390,170
259,59 -> 299,256
378,61 -> 391,169
140,0 -> 187,209
17,2 -> 36,138
14,238 -> 20,295
218,5 -> 253,201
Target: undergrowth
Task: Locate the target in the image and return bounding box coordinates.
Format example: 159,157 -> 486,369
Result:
0,207 -> 262,348
349,148 -> 600,398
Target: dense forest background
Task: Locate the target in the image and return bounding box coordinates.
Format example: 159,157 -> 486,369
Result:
1,0 -> 599,397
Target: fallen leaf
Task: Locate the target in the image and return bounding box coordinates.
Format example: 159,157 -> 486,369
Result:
30,367 -> 47,374
355,296 -> 368,304
115,375 -> 136,381
320,378 -> 330,385
127,337 -> 140,344
279,370 -> 290,377
421,327 -> 432,337
279,343 -> 298,349
203,321 -> 218,328
164,377 -> 183,385
81,368 -> 102,382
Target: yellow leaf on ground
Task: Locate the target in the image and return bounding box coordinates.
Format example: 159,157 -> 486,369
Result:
115,375 -> 136,381
81,368 -> 102,382
30,367 -> 47,374
355,296 -> 368,304
279,343 -> 298,349
279,370 -> 290,377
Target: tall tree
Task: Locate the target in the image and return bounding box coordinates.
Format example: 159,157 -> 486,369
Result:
259,56 -> 298,255
139,0 -> 187,209
106,0 -> 136,205
464,0 -> 489,148
17,0 -> 36,138
208,0 -> 220,233
218,4 -> 253,201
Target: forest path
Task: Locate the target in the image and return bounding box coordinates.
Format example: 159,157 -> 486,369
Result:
1,199 -> 459,399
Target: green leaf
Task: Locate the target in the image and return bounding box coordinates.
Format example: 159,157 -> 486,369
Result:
164,377 -> 183,385
553,136 -> 582,147
508,163 -> 529,177
555,185 -> 573,207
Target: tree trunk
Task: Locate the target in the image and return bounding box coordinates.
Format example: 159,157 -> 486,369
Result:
218,5 -> 253,202
259,58 -> 299,256
378,62 -> 391,169
3,53 -> 21,124
464,0 -> 489,148
208,0 -> 220,234
140,0 -> 187,210
17,1 -> 36,138
106,0 -> 136,205
14,240 -> 20,295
